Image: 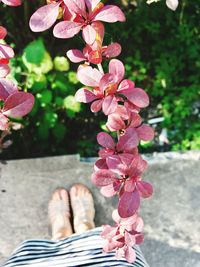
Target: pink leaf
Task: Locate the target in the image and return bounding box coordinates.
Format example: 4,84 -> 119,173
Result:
106,155 -> 122,174
166,0 -> 179,11
100,184 -> 117,197
135,233 -> 144,244
53,21 -> 82,39
93,5 -> 126,23
117,127 -> 139,152
77,66 -> 102,87
101,224 -> 114,238
99,148 -> 114,159
118,79 -> 135,92
124,246 -> 136,263
125,231 -> 136,247
112,209 -> 121,223
97,132 -> 115,149
82,25 -> 96,45
103,43 -> 121,58
102,95 -> 118,115
75,88 -> 97,103
99,73 -> 116,92
124,178 -> 136,193
135,216 -> 144,232
3,92 -> 34,118
118,190 -> 140,218
137,181 -> 153,198
63,0 -> 86,17
90,99 -> 102,112
0,26 -> 7,39
91,169 -> 116,186
85,0 -> 101,12
94,158 -> 108,171
122,88 -> 149,108
91,21 -> 104,43
106,113 -> 125,131
0,114 -> 8,131
129,155 -> 147,177
129,112 -> 142,128
136,124 -> 154,141
1,0 -> 21,6
0,78 -> 18,101
67,49 -> 85,63
0,64 -> 10,78
29,3 -> 60,32
0,44 -> 14,59
109,59 -> 125,83
106,154 -> 132,176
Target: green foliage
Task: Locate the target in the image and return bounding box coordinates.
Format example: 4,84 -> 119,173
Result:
24,39 -> 45,64
0,0 -> 199,159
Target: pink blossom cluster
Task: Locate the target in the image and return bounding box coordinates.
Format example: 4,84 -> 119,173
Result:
0,25 -> 34,131
29,0 -> 154,263
29,0 -> 125,45
0,78 -> 34,130
0,0 -> 21,6
101,210 -> 144,263
0,26 -> 14,79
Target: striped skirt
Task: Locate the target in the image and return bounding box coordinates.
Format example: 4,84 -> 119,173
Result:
3,227 -> 149,267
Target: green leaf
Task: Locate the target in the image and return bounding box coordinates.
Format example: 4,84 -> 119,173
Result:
54,56 -> 70,72
52,123 -> 67,141
55,96 -> 63,106
64,95 -> 81,113
37,90 -> 52,106
24,39 -> 45,64
22,52 -> 53,74
44,112 -> 58,128
52,73 -> 69,93
27,74 -> 47,92
68,71 -> 79,84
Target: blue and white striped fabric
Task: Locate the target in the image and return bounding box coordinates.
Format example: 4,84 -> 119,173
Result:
3,227 -> 149,267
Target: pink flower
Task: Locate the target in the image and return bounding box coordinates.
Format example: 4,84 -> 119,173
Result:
92,153 -> 153,217
0,26 -> 14,78
54,0 -> 125,44
0,79 -> 34,130
0,0 -> 21,6
97,130 -> 139,159
30,0 -> 125,44
101,210 -> 144,263
106,104 -> 155,142
75,59 -> 149,115
67,21 -> 121,64
97,126 -> 154,160
0,26 -> 7,39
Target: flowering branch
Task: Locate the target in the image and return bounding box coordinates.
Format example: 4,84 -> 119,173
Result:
0,3 -> 34,134
29,0 -> 154,263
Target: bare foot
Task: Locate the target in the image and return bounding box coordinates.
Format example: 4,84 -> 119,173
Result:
70,184 -> 95,234
48,188 -> 73,241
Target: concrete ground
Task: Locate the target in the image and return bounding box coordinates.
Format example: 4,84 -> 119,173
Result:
0,151 -> 200,267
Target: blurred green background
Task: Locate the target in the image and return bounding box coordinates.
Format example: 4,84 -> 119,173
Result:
0,0 -> 199,159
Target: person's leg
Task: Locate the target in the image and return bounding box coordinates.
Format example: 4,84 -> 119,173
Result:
70,184 -> 95,234
48,188 -> 73,241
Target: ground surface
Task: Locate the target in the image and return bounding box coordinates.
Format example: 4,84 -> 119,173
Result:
0,151 -> 200,267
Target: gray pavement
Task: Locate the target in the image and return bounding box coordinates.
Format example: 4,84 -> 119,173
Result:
0,151 -> 200,267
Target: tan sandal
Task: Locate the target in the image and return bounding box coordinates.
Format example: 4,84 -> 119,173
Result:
48,188 -> 73,241
70,184 -> 95,234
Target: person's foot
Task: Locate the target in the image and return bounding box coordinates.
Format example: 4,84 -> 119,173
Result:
48,188 -> 73,241
70,184 -> 95,234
